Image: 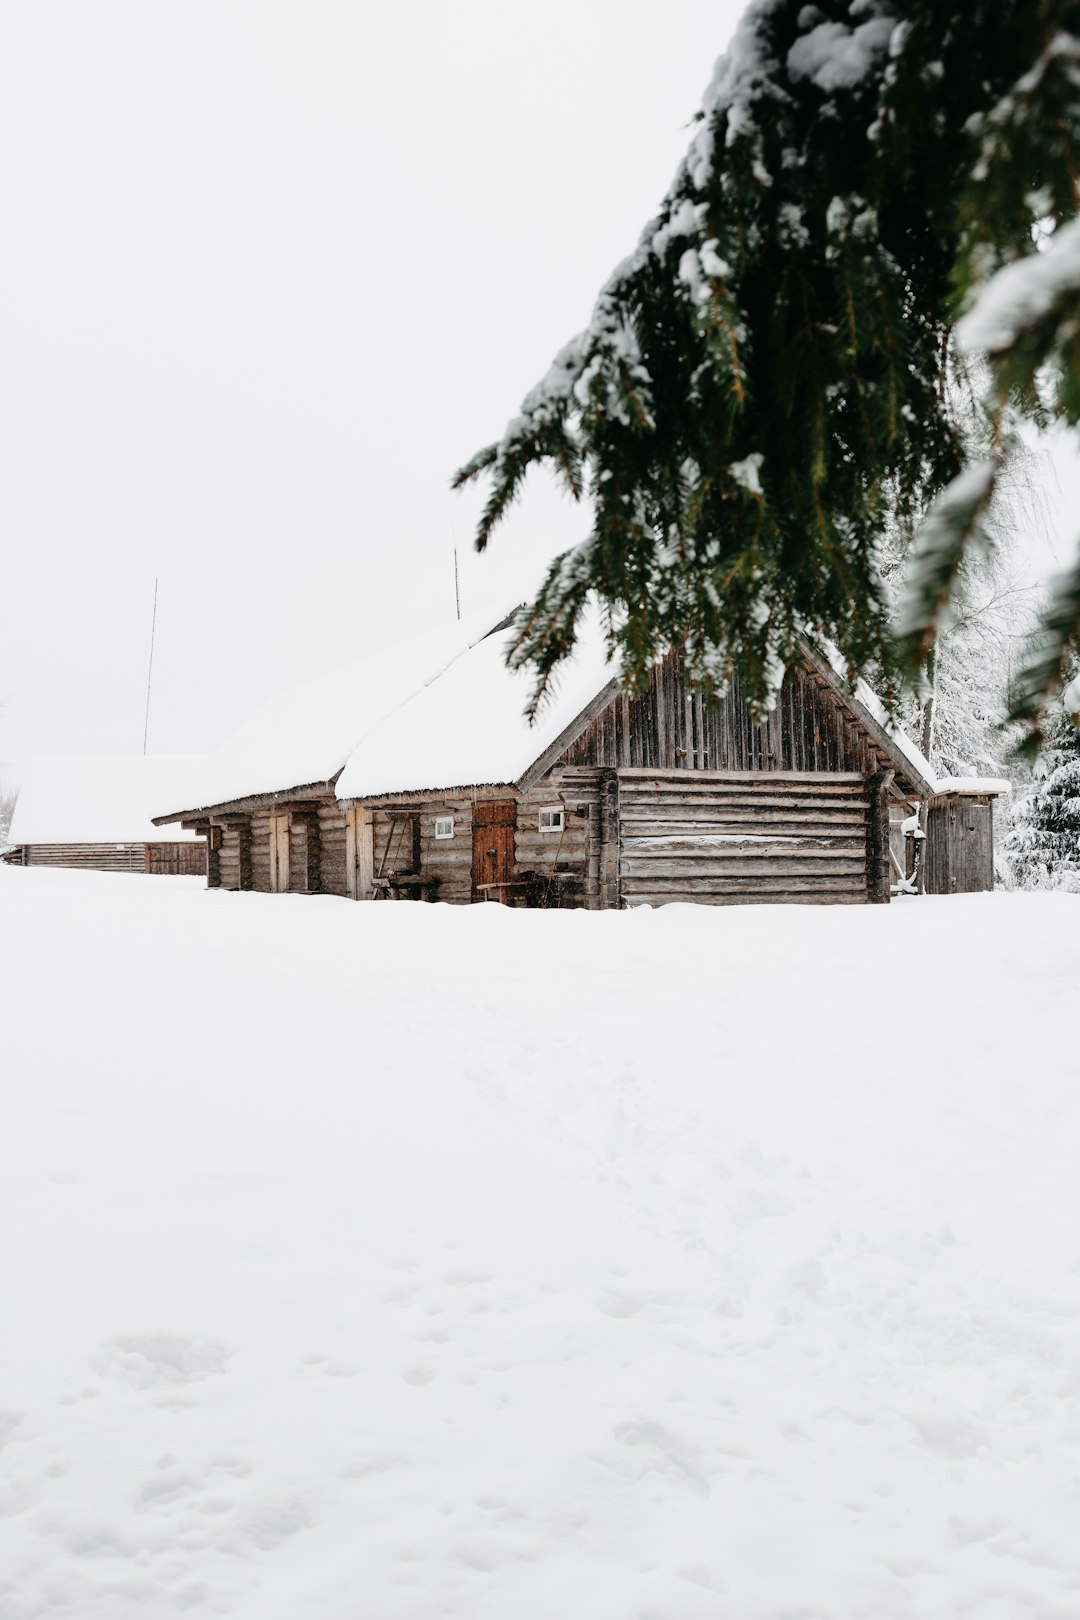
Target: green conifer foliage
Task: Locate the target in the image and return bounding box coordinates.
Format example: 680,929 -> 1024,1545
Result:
1006,660 -> 1080,882
455,0 -> 1080,731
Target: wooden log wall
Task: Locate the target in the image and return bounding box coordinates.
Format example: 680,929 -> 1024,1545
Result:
24,843 -> 151,872
319,801 -> 350,897
417,801 -> 475,905
289,813 -> 321,894
376,798 -> 476,905
345,775 -> 601,906
561,654 -> 887,778
216,821 -> 253,890
616,769 -> 873,907
250,813 -> 272,892
144,842 -> 207,876
218,794 -> 337,894
924,796 -> 995,894
346,797 -> 475,904
514,773 -> 597,908
21,842 -> 204,875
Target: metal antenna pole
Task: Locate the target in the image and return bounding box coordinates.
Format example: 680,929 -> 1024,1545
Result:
142,577 -> 159,754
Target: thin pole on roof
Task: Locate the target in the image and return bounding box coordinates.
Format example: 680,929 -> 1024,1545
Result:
453,540 -> 461,621
142,577 -> 159,755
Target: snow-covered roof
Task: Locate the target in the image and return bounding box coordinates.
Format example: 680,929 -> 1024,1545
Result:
933,776 -> 1011,798
335,614 -> 960,804
848,673 -> 937,793
155,598 -> 989,820
336,610 -> 617,800
156,608 -> 514,818
813,649 -> 1012,799
8,757 -> 205,845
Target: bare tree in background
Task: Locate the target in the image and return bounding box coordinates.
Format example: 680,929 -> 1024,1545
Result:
0,782 -> 15,846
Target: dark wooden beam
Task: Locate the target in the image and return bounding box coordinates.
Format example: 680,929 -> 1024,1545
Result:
866,770 -> 895,903
338,783 -> 515,809
598,769 -> 621,910
152,780 -> 339,827
514,679 -> 623,792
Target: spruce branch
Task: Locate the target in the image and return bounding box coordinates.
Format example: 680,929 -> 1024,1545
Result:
452,0 -> 1080,726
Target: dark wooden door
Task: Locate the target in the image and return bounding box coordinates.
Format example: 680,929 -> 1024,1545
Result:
472,800 -> 516,901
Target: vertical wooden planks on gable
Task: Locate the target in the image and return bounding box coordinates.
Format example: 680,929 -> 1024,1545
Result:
598,769 -> 621,909
655,657 -> 669,768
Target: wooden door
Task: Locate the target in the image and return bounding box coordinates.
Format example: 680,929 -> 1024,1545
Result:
345,806 -> 374,900
269,813 -> 291,893
472,800 -> 516,901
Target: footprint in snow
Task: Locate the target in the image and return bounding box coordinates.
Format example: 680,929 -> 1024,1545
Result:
98,1333 -> 230,1390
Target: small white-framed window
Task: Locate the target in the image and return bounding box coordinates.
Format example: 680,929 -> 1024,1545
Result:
434,815 -> 455,840
538,806 -> 564,833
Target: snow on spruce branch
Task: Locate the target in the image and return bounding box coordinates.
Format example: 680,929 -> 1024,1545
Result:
957,216 -> 1080,357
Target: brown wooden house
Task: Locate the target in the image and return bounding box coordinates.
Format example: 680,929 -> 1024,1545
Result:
4,757 -> 206,876
155,612 -> 948,908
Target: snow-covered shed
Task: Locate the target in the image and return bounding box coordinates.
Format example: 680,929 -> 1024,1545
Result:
154,609 -> 949,908
5,757 -> 207,875
922,777 -> 1011,895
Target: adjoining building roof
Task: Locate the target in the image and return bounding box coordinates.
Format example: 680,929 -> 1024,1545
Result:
154,607 -> 515,820
335,609 -> 617,801
8,757 -> 205,845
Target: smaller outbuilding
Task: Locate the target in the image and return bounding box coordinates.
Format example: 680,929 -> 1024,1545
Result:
920,777 -> 1011,894
4,756 -> 207,875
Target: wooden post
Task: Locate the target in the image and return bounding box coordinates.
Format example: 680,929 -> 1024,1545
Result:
867,770 -> 894,904
206,825 -> 221,889
269,813 -> 290,893
598,769 -> 620,910
346,806 -> 374,900
237,820 -> 254,891
289,813 -> 320,894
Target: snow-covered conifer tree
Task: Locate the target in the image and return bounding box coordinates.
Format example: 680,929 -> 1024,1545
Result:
457,1 -> 1080,741
1005,657 -> 1080,885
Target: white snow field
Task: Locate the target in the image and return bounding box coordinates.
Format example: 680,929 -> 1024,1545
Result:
2,869 -> 1079,1620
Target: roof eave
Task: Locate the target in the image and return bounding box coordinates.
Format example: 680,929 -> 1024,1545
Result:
799,639 -> 935,800
151,778 -> 339,825
513,677 -> 624,792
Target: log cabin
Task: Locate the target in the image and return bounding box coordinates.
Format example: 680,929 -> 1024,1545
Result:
4,757 -> 206,875
152,609 -> 987,908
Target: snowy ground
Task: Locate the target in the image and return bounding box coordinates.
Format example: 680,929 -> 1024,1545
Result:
2,869 -> 1079,1620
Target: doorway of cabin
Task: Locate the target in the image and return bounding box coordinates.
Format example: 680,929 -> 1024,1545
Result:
472,800 -> 516,901
269,813 -> 290,893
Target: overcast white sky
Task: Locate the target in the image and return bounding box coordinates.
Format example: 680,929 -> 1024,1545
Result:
1,1 -> 1075,790
0,0 -> 750,781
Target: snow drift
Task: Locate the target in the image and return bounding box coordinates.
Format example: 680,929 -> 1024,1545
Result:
2,869 -> 1078,1619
